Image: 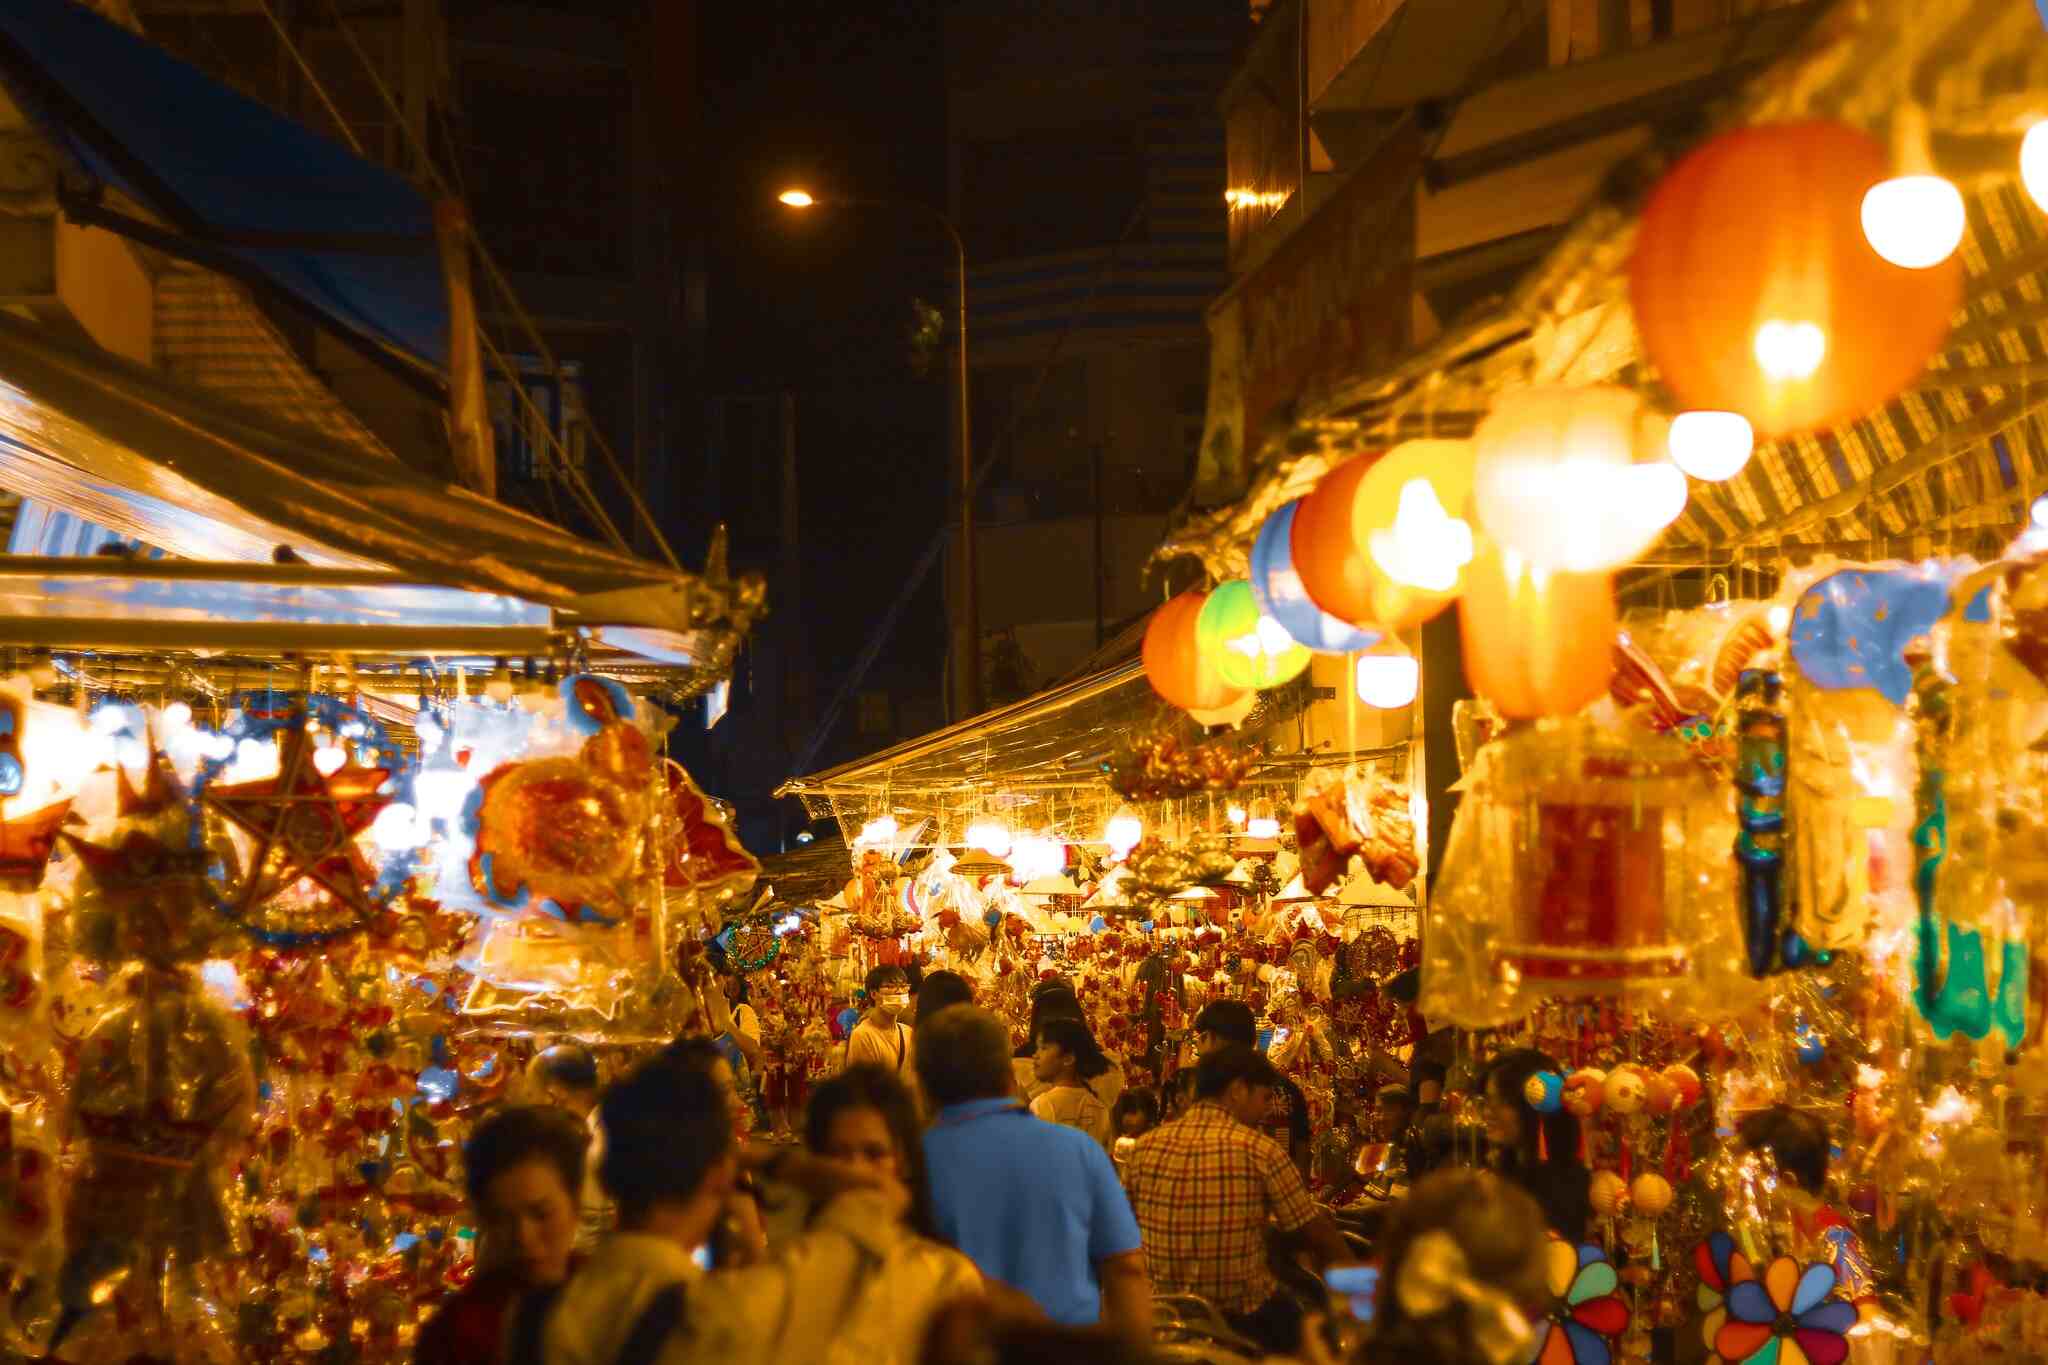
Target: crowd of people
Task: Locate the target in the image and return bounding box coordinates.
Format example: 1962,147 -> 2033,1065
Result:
412,959 -> 1867,1365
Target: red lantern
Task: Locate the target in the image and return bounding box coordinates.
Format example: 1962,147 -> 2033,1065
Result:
1291,453 -> 1383,624
1143,589 -> 1247,712
1630,121 -> 1961,438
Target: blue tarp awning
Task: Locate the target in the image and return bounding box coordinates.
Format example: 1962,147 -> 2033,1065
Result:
0,0 -> 449,372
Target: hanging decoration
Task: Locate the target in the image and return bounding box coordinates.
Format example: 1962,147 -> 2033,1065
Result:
1249,499 -> 1380,653
1143,588 -> 1249,713
1106,728 -> 1257,800
191,692 -> 411,949
663,758 -> 761,923
1195,579 -> 1312,689
466,675 -> 657,926
1457,539 -> 1615,719
1529,1239 -> 1629,1365
1349,438 -> 1477,627
1291,452 -> 1385,625
1629,120 -> 1961,438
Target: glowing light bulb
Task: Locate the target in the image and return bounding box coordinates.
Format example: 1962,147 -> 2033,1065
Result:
1226,804 -> 1247,827
1247,815 -> 1281,840
161,701 -> 193,731
964,818 -> 1012,858
1861,174 -> 1965,269
369,803 -> 420,852
1369,478 -> 1474,591
1753,320 -> 1826,381
2033,492 -> 2048,530
1668,411 -> 1754,482
312,743 -> 346,776
1009,834 -> 1064,883
2023,121 -> 2048,213
1105,806 -> 1143,858
856,814 -> 899,846
1355,650 -> 1420,709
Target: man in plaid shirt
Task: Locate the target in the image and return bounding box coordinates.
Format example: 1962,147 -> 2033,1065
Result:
1122,1044 -> 1351,1353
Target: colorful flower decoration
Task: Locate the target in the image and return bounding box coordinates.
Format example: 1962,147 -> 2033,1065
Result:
1695,1231 -> 1742,1363
1713,1254 -> 1855,1365
1529,1239 -> 1629,1365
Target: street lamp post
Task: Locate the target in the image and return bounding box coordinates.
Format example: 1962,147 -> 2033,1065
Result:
778,189 -> 978,720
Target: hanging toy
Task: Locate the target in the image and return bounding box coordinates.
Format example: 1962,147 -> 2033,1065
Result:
1733,671 -> 1826,976
1909,662 -> 1995,1041
1561,1068 -> 1606,1118
1523,1070 -> 1565,1114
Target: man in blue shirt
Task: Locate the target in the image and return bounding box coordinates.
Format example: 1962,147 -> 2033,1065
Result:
917,1006 -> 1152,1337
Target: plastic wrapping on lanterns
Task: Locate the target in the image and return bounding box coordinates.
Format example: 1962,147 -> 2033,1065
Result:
1783,676 -> 1918,959
1420,720 -> 1759,1028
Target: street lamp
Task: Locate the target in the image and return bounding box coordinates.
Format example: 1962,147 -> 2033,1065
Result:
777,187 -> 978,718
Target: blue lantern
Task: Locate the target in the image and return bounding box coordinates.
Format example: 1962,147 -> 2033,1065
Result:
1250,499 -> 1382,654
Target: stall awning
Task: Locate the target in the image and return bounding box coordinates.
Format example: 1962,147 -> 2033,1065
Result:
0,0 -> 447,372
0,309 -> 759,664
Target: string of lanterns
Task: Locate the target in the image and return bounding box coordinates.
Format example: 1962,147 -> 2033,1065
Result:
1148,107 -> 2004,725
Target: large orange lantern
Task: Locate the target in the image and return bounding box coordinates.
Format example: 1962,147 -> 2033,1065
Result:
1143,589 -> 1247,713
1630,121 -> 1961,438
1458,539 -> 1614,718
1291,453 -> 1382,625
1349,439 -> 1476,628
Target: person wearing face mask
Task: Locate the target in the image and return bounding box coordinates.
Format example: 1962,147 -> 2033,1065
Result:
1121,1044 -> 1350,1355
843,966 -> 916,1079
417,1106 -> 588,1364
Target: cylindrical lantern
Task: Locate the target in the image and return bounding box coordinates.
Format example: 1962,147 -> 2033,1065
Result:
1471,387 -> 1686,574
1196,580 -> 1311,689
1143,589 -> 1248,713
1291,453 -> 1383,625
1349,439 -> 1476,629
1249,500 -> 1380,653
1630,121 -> 1962,438
1458,539 -> 1615,719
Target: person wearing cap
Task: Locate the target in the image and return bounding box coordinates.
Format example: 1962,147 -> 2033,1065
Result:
1028,1016 -> 1112,1149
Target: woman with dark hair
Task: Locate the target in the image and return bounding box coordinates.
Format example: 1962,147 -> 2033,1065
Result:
914,969 -> 974,1022
1028,1016 -> 1112,1148
1011,984 -> 1123,1110
801,1064 -> 991,1362
806,1062 -> 949,1240
1481,1048 -> 1593,1243
1349,1168 -> 1550,1365
416,1106 -> 588,1364
1738,1104 -> 1877,1307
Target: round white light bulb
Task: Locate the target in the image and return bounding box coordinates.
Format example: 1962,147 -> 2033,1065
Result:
1105,806 -> 1143,857
964,818 -> 1012,858
1355,652 -> 1420,709
1753,320 -> 1826,382
1668,411 -> 1755,482
1861,174 -> 1966,270
2022,122 -> 2048,213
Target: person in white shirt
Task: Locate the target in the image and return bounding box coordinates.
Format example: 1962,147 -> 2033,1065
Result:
519,1054 -> 987,1365
842,965 -> 914,1080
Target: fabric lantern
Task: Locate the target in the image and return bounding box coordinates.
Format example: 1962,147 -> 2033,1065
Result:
1349,438 -> 1476,628
1291,453 -> 1383,625
1630,120 -> 1961,438
1471,386 -> 1686,574
1459,538 -> 1615,719
1249,500 -> 1380,653
1196,579 -> 1311,689
1143,589 -> 1248,713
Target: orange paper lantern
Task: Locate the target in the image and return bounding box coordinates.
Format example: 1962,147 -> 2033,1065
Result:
1458,539 -> 1614,718
1142,589 -> 1247,712
1630,120 -> 1961,438
1290,453 -> 1383,625
1349,438 -> 1477,628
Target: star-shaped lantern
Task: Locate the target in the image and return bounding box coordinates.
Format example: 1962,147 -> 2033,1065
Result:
202,718 -> 393,920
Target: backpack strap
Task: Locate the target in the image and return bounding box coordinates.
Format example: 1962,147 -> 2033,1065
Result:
613,1283 -> 688,1365
505,1283 -> 566,1365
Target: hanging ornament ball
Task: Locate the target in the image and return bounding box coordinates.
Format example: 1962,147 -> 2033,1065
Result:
1659,1062 -> 1703,1111
1196,579 -> 1311,690
1630,120 -> 1962,439
1250,500 -> 1381,654
1522,1069 -> 1565,1114
1143,588 -> 1249,713
1562,1067 -> 1607,1117
1291,452 -> 1385,625
1604,1064 -> 1650,1116
1644,1071 -> 1680,1116
1629,1173 -> 1675,1218
1589,1169 -> 1629,1219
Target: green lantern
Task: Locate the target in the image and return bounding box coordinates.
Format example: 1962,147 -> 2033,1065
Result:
1196,579 -> 1311,690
